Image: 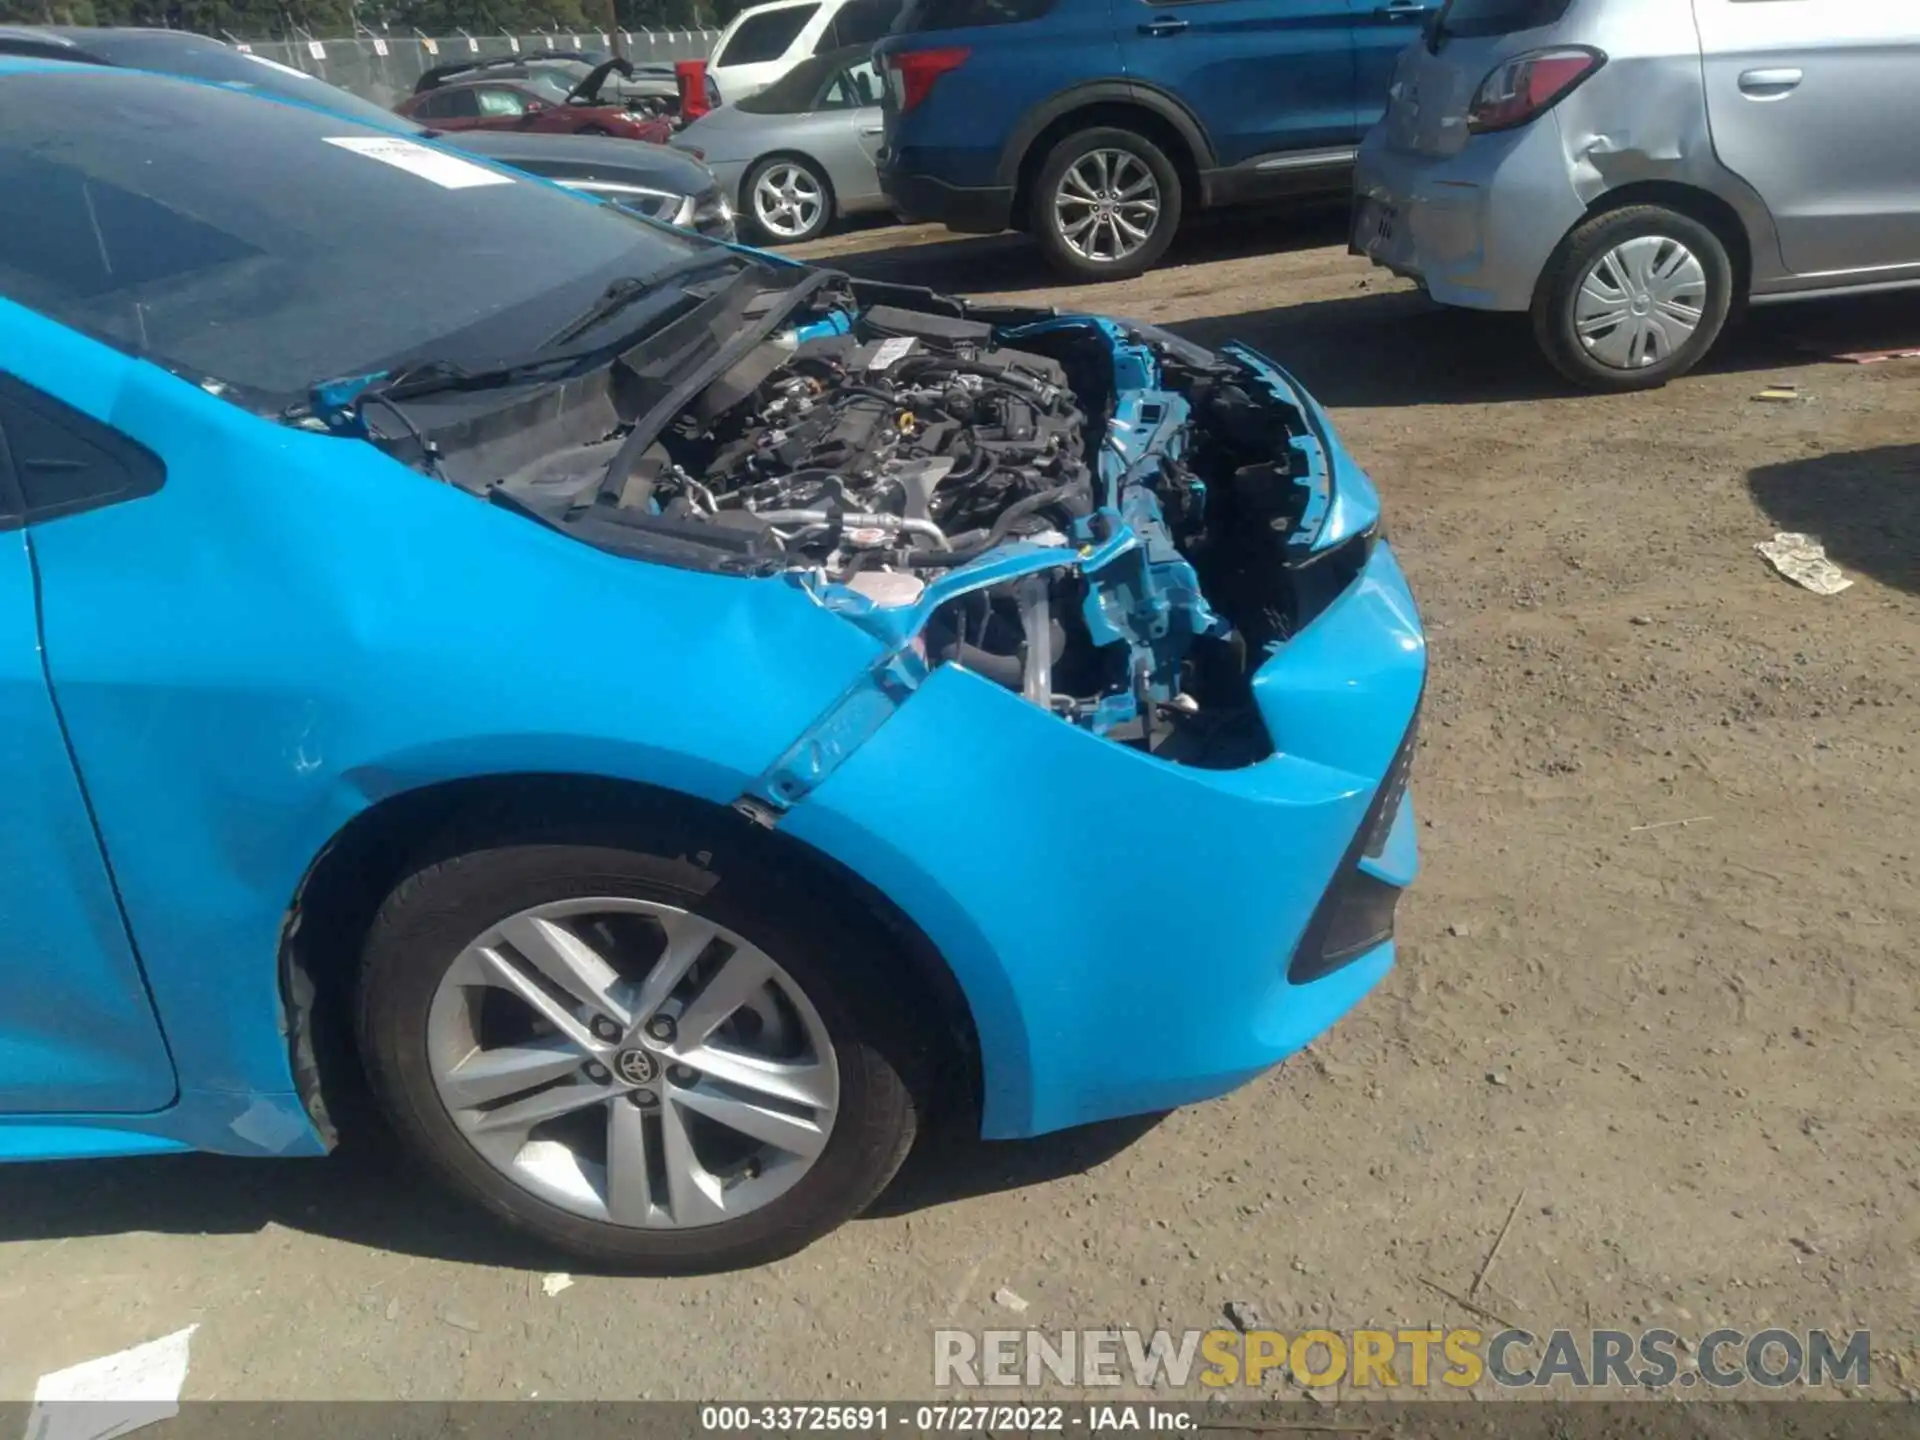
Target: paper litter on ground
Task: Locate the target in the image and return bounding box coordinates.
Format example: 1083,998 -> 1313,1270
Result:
25,1326 -> 196,1440
1754,532 -> 1853,595
541,1273 -> 574,1297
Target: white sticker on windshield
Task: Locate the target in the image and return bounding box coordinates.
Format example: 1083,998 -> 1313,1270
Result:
324,136 -> 514,189
868,336 -> 917,371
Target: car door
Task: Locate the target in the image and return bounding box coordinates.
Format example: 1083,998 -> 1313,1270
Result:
1347,0 -> 1438,134
0,375 -> 177,1115
471,84 -> 539,132
818,58 -> 888,201
423,86 -> 483,130
1694,0 -> 1920,277
1118,0 -> 1363,166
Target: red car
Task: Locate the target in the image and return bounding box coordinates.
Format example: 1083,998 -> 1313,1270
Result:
396,59 -> 669,144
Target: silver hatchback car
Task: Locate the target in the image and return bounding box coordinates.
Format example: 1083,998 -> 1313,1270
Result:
1351,0 -> 1920,390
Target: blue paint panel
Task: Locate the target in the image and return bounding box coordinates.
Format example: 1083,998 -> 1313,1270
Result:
780,539 -> 1424,1138
0,530 -> 177,1112
0,1124 -> 191,1161
1,299 -> 885,1118
0,1089 -> 326,1160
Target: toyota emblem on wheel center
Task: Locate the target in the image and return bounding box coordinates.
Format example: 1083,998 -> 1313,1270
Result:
613,1048 -> 657,1085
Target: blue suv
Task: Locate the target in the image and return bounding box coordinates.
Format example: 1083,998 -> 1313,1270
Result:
876,0 -> 1433,279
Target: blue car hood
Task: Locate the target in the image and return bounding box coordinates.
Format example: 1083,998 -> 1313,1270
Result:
333,277 -> 1384,794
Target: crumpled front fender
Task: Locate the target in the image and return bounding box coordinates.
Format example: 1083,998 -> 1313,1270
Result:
776,541 -> 1425,1139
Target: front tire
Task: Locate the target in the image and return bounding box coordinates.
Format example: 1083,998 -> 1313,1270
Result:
742,155 -> 834,245
1030,126 -> 1182,282
356,833 -> 922,1273
1532,204 -> 1732,391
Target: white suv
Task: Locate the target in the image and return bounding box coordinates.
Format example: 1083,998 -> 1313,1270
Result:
708,0 -> 902,104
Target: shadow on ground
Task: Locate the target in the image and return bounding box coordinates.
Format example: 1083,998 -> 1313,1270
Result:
1177,288 -> 1920,410
0,1113 -> 1161,1272
815,203 -> 1351,296
1748,443 -> 1920,596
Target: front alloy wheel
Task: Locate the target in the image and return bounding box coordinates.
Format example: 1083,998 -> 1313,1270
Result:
426,897 -> 839,1229
358,834 -> 922,1272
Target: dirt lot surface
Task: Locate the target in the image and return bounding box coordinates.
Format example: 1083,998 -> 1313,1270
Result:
2,212 -> 1915,1404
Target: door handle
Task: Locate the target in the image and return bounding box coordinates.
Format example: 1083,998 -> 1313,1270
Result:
1738,67 -> 1803,98
1374,2 -> 1430,20
861,125 -> 884,136
1138,16 -> 1189,36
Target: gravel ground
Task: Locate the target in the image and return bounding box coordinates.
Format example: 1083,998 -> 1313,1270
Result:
2,211 -> 1915,1404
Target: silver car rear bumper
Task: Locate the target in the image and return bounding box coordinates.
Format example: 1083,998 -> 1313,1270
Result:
1350,119 -> 1586,314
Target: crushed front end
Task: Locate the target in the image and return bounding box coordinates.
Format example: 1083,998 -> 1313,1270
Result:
340,265 -> 1425,1139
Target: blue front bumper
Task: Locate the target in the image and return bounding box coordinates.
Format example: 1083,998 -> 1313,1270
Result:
781,536 -> 1425,1139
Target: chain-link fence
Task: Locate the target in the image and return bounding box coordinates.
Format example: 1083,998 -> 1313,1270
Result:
234,30 -> 721,110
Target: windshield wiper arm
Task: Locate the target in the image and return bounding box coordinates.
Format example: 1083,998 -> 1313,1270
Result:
597,266 -> 839,502
542,249 -> 747,350
310,256 -> 771,418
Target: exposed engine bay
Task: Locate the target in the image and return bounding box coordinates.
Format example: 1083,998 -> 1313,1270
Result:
653,320 -> 1092,579
342,269 -> 1375,771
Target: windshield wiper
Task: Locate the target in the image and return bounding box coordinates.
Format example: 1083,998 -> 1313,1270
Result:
542,249 -> 747,350
596,266 -> 840,502
307,255 -> 775,421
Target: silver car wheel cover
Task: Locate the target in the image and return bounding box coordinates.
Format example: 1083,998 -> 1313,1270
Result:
427,896 -> 840,1230
1574,235 -> 1708,370
1053,148 -> 1161,264
751,162 -> 826,240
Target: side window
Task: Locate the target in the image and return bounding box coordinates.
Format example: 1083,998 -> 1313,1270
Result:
835,0 -> 904,45
717,5 -> 821,67
847,59 -> 882,105
819,68 -> 856,107
475,87 -> 528,117
0,375 -> 165,525
820,59 -> 884,107
438,88 -> 482,119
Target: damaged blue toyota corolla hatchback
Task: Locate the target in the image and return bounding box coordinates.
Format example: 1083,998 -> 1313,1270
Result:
0,61 -> 1423,1272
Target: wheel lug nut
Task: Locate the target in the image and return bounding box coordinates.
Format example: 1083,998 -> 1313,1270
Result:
668,1064 -> 699,1087
583,1062 -> 611,1084
591,1017 -> 622,1041
630,1088 -> 657,1107
646,1016 -> 675,1042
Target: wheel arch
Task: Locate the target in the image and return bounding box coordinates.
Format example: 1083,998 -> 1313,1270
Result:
1003,83 -> 1210,229
1577,180 -> 1755,299
280,771 -> 984,1145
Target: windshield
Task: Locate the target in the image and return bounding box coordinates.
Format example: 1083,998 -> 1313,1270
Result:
522,70 -> 577,103
0,68 -> 704,405
75,31 -> 411,130
737,51 -> 839,112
